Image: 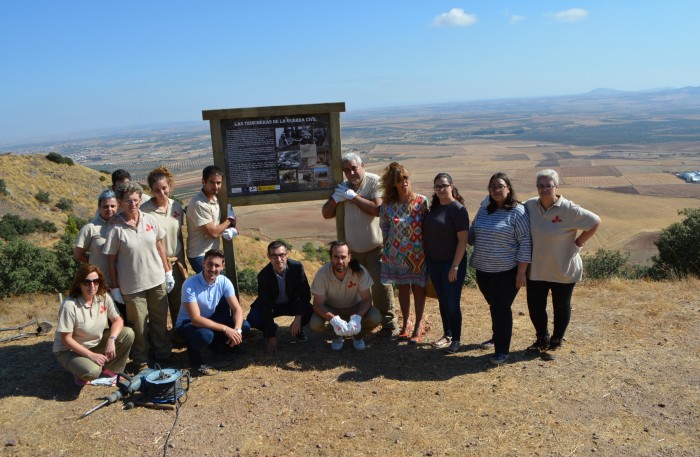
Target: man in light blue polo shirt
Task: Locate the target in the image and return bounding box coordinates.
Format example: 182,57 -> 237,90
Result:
176,249 -> 249,375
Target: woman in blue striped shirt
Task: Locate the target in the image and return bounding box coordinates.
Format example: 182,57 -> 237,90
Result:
469,172 -> 531,365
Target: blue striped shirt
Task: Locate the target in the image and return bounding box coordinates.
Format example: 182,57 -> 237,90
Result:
468,203 -> 532,272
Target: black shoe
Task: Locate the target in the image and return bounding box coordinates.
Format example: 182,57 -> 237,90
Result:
296,331 -> 309,343
526,337 -> 550,353
541,339 -> 562,361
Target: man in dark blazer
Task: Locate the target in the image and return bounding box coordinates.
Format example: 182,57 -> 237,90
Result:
246,240 -> 313,354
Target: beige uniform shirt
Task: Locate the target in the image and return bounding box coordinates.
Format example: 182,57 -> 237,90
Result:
525,196 -> 600,283
53,294 -> 120,353
103,211 -> 166,295
185,190 -> 221,258
310,263 -> 373,309
74,215 -> 112,284
343,172 -> 383,253
141,198 -> 185,263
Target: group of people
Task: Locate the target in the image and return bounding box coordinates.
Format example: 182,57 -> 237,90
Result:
320,154 -> 600,365
53,153 -> 600,383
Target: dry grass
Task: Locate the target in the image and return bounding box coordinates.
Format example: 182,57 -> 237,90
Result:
1,277 -> 698,456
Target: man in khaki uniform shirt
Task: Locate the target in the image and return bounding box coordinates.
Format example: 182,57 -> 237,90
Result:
321,153 -> 397,335
186,166 -> 236,274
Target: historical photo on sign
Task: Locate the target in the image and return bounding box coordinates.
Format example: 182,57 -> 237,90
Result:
221,114 -> 332,196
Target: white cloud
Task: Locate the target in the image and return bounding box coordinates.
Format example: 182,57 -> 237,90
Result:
549,8 -> 589,23
509,14 -> 525,25
432,8 -> 477,27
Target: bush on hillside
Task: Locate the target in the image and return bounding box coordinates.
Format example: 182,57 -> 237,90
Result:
35,190 -> 51,203
0,179 -> 8,196
237,267 -> 258,294
56,197 -> 73,211
0,219 -> 84,296
99,175 -> 107,182
582,249 -> 646,280
46,152 -> 74,166
302,242 -> 330,264
0,239 -> 62,296
0,214 -> 57,241
650,208 -> 700,279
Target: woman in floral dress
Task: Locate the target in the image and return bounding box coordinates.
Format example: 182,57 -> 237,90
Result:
379,162 -> 429,343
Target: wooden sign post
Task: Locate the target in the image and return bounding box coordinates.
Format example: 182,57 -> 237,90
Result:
202,102 -> 346,291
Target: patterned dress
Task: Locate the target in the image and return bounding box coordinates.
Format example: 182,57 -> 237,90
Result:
379,194 -> 429,286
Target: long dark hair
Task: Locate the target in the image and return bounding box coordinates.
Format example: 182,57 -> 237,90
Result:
328,241 -> 363,276
430,172 -> 465,211
68,264 -> 108,299
486,172 -> 520,214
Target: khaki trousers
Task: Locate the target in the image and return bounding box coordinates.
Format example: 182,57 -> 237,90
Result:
351,246 -> 397,329
124,282 -> 172,364
55,327 -> 135,381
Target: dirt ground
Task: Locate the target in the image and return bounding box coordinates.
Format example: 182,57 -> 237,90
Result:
1,278 -> 699,456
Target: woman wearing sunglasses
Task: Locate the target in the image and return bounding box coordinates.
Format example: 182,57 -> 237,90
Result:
53,264 -> 134,385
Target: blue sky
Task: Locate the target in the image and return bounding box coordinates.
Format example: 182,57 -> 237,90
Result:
1,1 -> 698,144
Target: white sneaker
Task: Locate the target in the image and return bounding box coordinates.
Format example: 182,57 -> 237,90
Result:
352,338 -> 366,351
331,337 -> 344,351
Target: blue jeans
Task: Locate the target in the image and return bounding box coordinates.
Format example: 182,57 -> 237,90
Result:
176,298 -> 250,368
427,257 -> 467,341
187,256 -> 205,274
476,267 -> 520,355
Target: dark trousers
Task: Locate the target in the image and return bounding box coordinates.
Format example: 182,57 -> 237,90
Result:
176,299 -> 250,368
526,279 -> 576,341
476,267 -> 520,355
246,301 -> 313,337
427,257 -> 467,341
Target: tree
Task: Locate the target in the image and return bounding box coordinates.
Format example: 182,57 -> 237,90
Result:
651,208 -> 700,278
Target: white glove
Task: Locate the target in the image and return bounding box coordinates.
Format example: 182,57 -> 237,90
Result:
347,314 -> 362,336
332,189 -> 347,203
110,288 -> 124,304
330,316 -> 349,337
222,227 -> 239,240
165,270 -> 175,293
344,188 -> 358,200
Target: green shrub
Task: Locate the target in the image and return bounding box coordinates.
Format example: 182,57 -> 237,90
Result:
582,249 -> 643,280
650,208 -> 700,279
35,190 -> 51,203
0,239 -> 61,296
0,214 -> 57,241
0,179 -> 8,196
56,197 -> 73,211
99,175 -> 107,182
237,267 -> 258,294
46,152 -> 74,166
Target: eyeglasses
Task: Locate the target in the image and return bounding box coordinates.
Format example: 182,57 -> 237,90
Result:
536,184 -> 557,189
81,278 -> 100,286
489,185 -> 507,191
124,199 -> 140,205
433,184 -> 451,191
269,252 -> 287,259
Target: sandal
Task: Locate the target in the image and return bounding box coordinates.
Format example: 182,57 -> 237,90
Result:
409,325 -> 424,344
431,335 -> 452,348
396,320 -> 413,340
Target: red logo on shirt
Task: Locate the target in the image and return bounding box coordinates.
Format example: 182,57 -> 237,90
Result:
146,224 -> 154,231
552,216 -> 562,223
100,305 -> 106,314
172,211 -> 180,219
347,281 -> 357,289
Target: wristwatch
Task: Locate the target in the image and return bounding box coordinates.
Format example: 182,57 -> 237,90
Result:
452,266 -> 459,271
235,328 -> 242,334
108,336 -> 117,341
